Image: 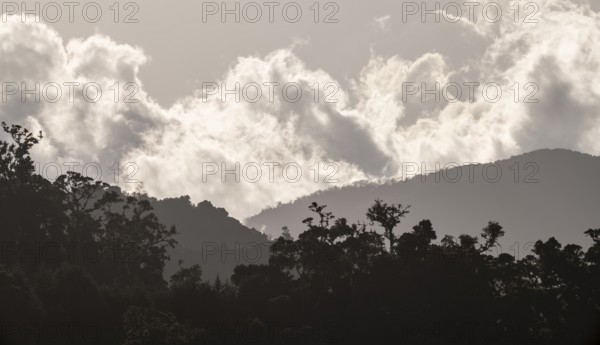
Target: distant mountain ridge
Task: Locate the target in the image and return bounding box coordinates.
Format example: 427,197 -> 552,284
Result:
246,149 -> 600,256
149,196 -> 269,281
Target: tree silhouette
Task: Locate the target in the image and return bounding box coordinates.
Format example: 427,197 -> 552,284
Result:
1,123 -> 599,345
366,199 -> 410,252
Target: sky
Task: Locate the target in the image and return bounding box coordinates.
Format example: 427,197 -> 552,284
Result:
0,0 -> 599,220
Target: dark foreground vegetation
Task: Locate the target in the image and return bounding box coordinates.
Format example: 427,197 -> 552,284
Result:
1,123 -> 599,345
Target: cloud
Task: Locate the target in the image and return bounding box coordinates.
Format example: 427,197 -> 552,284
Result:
0,16 -> 165,166
1,0 -> 600,219
374,15 -> 391,31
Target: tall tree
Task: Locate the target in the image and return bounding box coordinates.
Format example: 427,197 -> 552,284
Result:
366,199 -> 410,252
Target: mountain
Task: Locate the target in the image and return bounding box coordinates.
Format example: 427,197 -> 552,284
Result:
150,196 -> 269,281
246,149 -> 600,257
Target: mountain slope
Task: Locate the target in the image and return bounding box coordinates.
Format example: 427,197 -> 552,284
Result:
246,149 -> 600,256
150,196 -> 269,281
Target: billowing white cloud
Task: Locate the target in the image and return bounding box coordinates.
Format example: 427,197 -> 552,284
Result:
1,0 -> 599,220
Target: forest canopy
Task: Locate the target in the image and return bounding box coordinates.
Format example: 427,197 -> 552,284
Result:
0,123 -> 599,345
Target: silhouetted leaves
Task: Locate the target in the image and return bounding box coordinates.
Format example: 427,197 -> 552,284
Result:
1,124 -> 598,345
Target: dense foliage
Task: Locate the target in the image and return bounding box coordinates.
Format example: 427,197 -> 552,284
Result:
0,123 -> 598,345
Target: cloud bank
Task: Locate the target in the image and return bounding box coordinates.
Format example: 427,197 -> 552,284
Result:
1,0 -> 599,219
